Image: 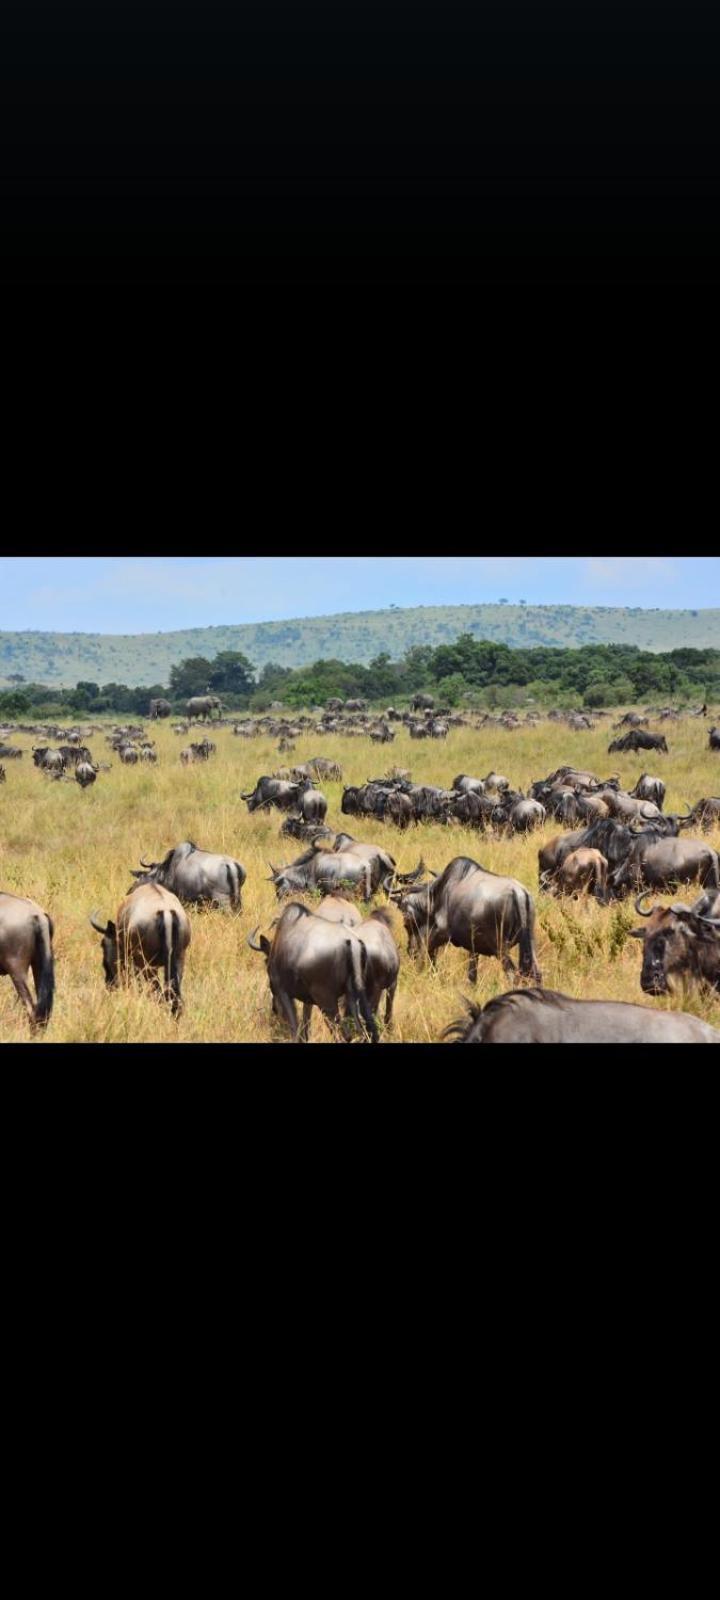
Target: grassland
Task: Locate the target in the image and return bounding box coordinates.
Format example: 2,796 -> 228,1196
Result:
1,717 -> 719,1043
2,603 -> 719,686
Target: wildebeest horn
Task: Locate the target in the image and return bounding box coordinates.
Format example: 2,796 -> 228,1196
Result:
267,862 -> 280,877
247,927 -> 264,951
395,859 -> 425,883
382,872 -> 396,894
139,857 -> 155,869
634,893 -> 654,917
89,913 -> 108,934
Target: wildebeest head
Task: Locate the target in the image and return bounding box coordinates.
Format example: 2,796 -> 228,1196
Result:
268,861 -> 312,898
89,913 -> 119,985
628,891 -> 720,994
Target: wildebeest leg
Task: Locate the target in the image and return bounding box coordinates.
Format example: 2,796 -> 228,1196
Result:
427,928 -> 447,966
385,982 -> 397,1024
8,966 -> 37,1027
275,990 -> 299,1039
467,957 -> 478,984
501,953 -> 517,979
299,1002 -> 314,1042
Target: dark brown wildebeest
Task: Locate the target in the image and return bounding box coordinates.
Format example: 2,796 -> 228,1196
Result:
75,762 -> 97,788
608,731 -> 669,754
709,727 -> 720,751
247,902 -> 378,1042
629,774 -> 666,809
0,744 -> 22,759
0,891 -> 55,1029
556,848 -> 609,902
242,775 -> 310,813
90,883 -> 191,1015
443,988 -> 720,1043
280,817 -> 335,845
389,856 -> 541,985
627,892 -> 720,995
299,788 -> 328,825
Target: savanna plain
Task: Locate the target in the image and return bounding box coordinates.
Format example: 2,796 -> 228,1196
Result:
1,718 -> 719,1043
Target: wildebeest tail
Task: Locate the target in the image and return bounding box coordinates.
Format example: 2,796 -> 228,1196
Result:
518,889 -> 542,981
32,914 -> 55,1026
158,908 -> 183,1013
345,939 -> 378,1043
226,861 -> 243,908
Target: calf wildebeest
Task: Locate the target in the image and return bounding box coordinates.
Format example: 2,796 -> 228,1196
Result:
630,774 -> 666,809
628,891 -> 720,995
556,848 -> 609,902
443,988 -> 720,1044
389,856 -> 541,985
0,891 -> 55,1029
129,842 -> 246,910
248,903 -> 378,1042
611,837 -> 720,897
90,884 -> 191,1015
708,727 -> 720,750
280,817 -> 335,845
677,797 -> 720,832
75,762 -> 97,788
608,731 -> 669,754
242,775 -> 310,813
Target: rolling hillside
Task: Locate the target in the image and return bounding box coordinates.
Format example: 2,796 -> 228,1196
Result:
0,604 -> 718,688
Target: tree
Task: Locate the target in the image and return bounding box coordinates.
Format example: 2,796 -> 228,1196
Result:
169,656 -> 214,699
207,651 -> 256,700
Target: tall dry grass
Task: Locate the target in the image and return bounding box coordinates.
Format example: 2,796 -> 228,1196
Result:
1,716 -> 719,1043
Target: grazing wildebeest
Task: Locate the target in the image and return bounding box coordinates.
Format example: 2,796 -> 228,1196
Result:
32,747 -> 65,775
677,797 -> 720,832
119,745 -> 139,764
389,857 -> 541,984
0,744 -> 22,759
299,788 -> 328,825
314,895 -> 363,927
186,695 -> 222,720
608,731 -> 669,754
611,837 -> 720,897
628,892 -> 720,995
242,775 -> 309,813
630,774 -> 666,809
247,903 -> 378,1042
140,747 -> 158,763
709,727 -> 720,751
149,698 -> 171,718
443,989 -> 720,1044
0,891 -> 55,1029
352,907 -> 400,1026
556,848 -> 609,902
90,884 -> 191,1015
75,762 -> 97,788
129,841 -> 246,909
498,797 -> 547,833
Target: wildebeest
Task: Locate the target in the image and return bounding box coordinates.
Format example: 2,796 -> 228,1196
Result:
186,695 -> 222,720
270,838 -> 416,902
75,762 -> 97,788
140,747 -> 158,763
90,884 -> 191,1015
539,817 -> 680,894
678,797 -> 720,832
149,698 -> 171,718
611,836 -> 720,897
352,907 -> 400,1025
32,747 -> 65,775
0,744 -> 22,759
389,856 -> 541,984
709,727 -> 720,751
280,817 -> 335,845
180,739 -> 216,764
608,731 -> 669,753
0,891 -> 55,1029
443,988 -> 720,1043
496,797 -> 547,833
242,775 -> 310,813
129,841 -> 246,909
247,902 -> 378,1042
556,848 -> 609,902
314,895 -> 363,927
628,891 -> 720,995
299,788 -> 328,825
119,745 -> 139,764
629,774 -> 666,809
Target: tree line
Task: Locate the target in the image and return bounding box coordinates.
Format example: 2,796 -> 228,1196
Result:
1,638 -> 718,719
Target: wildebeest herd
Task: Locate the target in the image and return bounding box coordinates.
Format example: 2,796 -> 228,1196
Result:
1,704 -> 720,1043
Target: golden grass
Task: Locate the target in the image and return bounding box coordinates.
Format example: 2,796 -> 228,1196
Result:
1,717 -> 719,1043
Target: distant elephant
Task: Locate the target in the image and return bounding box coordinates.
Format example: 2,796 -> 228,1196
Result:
186,695 -> 222,720
149,698 -> 171,718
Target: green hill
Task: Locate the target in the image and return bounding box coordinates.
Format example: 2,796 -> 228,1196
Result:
0,604 -> 717,689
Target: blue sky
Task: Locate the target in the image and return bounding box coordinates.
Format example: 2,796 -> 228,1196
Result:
0,557 -> 717,633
